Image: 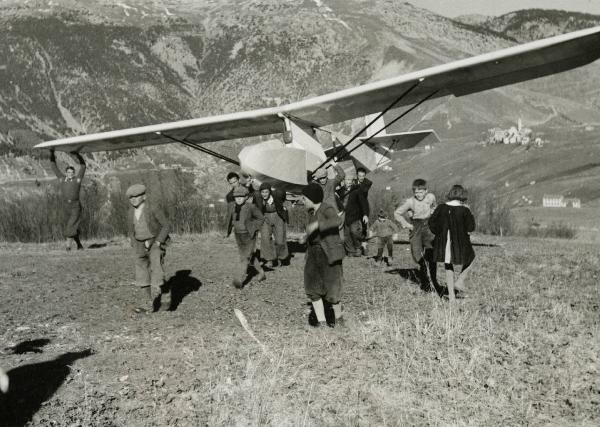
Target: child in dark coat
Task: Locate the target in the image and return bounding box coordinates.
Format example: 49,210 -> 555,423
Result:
302,183 -> 345,327
428,185 -> 476,302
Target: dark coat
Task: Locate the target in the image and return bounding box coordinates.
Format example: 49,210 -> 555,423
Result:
428,203 -> 475,266
227,201 -> 264,237
128,201 -> 171,245
340,184 -> 369,224
253,188 -> 288,223
308,202 -> 345,265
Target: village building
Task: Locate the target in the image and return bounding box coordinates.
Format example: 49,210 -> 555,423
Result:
543,194 -> 581,208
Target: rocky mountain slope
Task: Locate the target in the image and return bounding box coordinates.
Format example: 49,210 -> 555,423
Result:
1,1 -> 599,205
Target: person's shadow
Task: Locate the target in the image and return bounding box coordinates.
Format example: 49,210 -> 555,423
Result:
0,349 -> 93,427
163,270 -> 202,311
386,267 -> 421,284
7,339 -> 51,354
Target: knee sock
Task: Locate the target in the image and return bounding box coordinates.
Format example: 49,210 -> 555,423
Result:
445,267 -> 455,302
311,299 -> 326,322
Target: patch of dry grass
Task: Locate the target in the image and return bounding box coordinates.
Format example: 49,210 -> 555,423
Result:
0,235 -> 598,425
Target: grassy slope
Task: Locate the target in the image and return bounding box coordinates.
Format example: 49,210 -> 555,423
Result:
370,127 -> 600,207
0,234 -> 598,425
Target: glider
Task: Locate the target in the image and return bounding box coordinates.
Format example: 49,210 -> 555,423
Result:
35,26 -> 600,190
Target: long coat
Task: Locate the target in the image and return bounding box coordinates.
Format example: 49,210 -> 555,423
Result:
428,203 -> 475,266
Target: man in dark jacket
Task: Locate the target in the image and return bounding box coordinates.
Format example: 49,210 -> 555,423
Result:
254,182 -> 289,267
340,175 -> 369,256
302,183 -> 345,327
50,149 -> 86,251
127,184 -> 171,313
356,167 -> 372,255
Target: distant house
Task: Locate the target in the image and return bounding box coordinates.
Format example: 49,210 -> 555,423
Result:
543,195 -> 581,208
565,198 -> 581,208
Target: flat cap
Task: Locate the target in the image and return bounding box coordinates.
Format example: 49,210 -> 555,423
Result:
233,186 -> 249,197
126,184 -> 146,198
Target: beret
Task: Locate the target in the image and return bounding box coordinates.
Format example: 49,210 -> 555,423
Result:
126,184 -> 146,198
301,183 -> 324,204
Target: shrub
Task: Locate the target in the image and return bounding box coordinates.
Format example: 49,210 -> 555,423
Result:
467,188 -> 514,236
0,170 -> 228,242
520,221 -> 576,239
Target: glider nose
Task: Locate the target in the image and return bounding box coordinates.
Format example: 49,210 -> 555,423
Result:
239,141 -> 322,187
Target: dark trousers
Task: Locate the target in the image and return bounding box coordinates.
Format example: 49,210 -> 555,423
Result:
304,244 -> 343,303
64,200 -> 82,238
375,236 -> 393,259
133,239 -> 166,293
344,220 -> 363,256
235,232 -> 263,282
260,212 -> 289,261
409,219 -> 434,263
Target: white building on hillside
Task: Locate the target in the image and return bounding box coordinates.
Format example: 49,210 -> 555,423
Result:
543,194 -> 565,207
543,195 -> 581,208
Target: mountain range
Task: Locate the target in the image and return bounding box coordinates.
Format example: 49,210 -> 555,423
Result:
0,1 -> 599,207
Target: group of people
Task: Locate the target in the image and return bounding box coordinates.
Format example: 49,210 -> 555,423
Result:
50,151 -> 476,323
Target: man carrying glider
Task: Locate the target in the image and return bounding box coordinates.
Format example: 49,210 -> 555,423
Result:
50,150 -> 86,251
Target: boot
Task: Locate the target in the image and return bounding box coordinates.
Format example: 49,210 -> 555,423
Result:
74,234 -> 84,250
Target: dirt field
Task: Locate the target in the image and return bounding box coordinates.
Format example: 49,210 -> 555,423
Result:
0,233 -> 599,426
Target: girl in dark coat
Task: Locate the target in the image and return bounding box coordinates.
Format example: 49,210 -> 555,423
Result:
428,185 -> 475,301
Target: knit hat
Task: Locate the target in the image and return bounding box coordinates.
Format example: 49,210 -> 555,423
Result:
377,209 -> 387,218
233,186 -> 249,197
301,183 -> 324,204
126,184 -> 146,198
313,168 -> 327,179
259,182 -> 272,192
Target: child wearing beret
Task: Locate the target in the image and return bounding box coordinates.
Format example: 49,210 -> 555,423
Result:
301,182 -> 345,327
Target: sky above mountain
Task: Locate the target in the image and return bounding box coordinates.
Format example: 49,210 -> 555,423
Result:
408,0 -> 600,17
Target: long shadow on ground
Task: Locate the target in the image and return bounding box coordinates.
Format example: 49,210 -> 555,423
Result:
0,349 -> 92,427
164,270 -> 202,311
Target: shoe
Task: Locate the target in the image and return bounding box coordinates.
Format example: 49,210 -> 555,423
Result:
280,258 -> 290,266
265,261 -> 274,269
232,279 -> 243,289
256,272 -> 266,282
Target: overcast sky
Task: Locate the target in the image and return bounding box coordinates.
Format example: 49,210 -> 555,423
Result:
407,0 -> 600,17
